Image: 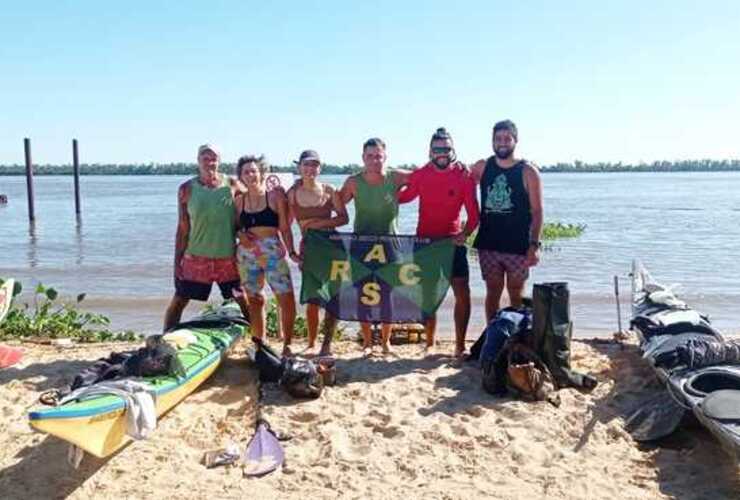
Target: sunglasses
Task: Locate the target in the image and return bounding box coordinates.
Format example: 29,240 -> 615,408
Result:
431,146 -> 453,154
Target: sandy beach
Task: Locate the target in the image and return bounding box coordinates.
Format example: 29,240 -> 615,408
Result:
1,334 -> 738,500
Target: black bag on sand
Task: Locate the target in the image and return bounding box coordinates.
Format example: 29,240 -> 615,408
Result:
531,282 -> 597,391
280,358 -> 324,399
252,337 -> 285,383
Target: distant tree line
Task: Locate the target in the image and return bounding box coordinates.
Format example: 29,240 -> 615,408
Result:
542,159 -> 740,173
0,159 -> 739,175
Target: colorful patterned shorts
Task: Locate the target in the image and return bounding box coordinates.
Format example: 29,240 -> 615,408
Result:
478,249 -> 530,282
237,236 -> 294,295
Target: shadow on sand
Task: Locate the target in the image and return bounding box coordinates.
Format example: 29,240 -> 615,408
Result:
0,435 -> 127,500
0,359 -> 91,391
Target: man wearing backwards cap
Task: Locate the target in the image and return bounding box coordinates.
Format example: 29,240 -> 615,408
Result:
398,127 -> 479,358
163,144 -> 250,331
470,120 -> 543,321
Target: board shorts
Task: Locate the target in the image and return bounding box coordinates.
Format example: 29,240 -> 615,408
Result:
175,253 -> 241,301
237,235 -> 294,295
452,245 -> 469,279
478,249 -> 529,282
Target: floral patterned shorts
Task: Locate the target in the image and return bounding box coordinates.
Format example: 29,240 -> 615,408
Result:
237,236 -> 294,295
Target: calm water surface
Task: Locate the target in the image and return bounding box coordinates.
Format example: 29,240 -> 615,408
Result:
2,172 -> 739,337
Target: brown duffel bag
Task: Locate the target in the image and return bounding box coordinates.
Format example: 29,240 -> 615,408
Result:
506,343 -> 561,407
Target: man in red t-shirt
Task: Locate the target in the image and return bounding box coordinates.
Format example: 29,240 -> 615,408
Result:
398,128 -> 480,357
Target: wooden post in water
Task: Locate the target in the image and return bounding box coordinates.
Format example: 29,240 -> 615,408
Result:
614,275 -> 623,333
72,139 -> 81,214
24,137 -> 35,222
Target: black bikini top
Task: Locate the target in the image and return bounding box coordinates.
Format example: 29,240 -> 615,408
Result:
240,192 -> 279,230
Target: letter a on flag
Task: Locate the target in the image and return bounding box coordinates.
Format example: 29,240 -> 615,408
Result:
300,231 -> 455,323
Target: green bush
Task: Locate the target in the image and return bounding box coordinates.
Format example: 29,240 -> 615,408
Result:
264,298 -> 345,340
0,280 -> 137,342
265,297 -> 308,338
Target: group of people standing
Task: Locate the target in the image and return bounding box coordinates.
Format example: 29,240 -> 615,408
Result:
162,120 -> 543,361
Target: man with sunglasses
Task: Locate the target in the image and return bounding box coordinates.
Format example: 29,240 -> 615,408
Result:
471,120 -> 543,321
398,127 -> 479,358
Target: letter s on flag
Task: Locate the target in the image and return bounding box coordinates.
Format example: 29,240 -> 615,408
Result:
360,282 -> 381,305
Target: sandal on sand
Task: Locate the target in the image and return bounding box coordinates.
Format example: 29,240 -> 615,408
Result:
39,389 -> 64,406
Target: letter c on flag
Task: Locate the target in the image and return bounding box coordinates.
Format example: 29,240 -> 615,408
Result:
398,264 -> 421,285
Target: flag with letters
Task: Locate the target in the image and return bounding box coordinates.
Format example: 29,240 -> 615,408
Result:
300,231 -> 455,323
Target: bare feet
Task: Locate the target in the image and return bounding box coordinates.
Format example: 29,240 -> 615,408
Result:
381,343 -> 398,357
318,344 -> 333,357
362,345 -> 373,357
422,344 -> 437,358
302,345 -> 318,358
282,345 -> 293,358
449,351 -> 467,368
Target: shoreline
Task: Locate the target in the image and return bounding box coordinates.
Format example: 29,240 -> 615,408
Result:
6,292 -> 740,341
1,337 -> 738,499
9,293 -> 625,340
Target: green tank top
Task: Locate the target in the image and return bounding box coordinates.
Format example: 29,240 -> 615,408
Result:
353,171 -> 399,234
185,176 -> 236,258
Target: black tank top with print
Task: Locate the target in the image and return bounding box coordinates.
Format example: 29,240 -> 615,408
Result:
473,157 -> 531,255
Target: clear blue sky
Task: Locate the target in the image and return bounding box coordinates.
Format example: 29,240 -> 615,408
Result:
1,1 -> 739,167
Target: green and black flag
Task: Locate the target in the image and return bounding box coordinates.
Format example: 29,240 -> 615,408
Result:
300,231 -> 455,323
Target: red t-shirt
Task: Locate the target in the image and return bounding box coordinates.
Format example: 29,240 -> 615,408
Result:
398,162 -> 480,238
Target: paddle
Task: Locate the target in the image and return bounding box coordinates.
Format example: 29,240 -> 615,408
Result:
242,418 -> 285,477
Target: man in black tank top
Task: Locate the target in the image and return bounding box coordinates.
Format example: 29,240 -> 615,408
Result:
471,120 -> 543,321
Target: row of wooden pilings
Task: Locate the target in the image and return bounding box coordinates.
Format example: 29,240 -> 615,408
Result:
22,138 -> 82,222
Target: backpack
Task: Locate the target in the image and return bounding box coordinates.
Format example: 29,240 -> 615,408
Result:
505,343 -> 560,407
469,305 -> 532,362
125,335 -> 185,379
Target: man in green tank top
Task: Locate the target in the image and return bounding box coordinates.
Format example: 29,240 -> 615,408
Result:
341,138 -> 410,355
163,144 -> 250,331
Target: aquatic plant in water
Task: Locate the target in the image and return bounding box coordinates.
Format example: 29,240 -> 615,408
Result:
541,222 -> 586,240
465,221 -> 586,247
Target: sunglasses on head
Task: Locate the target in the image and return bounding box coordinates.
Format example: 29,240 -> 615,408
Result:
431,146 -> 452,154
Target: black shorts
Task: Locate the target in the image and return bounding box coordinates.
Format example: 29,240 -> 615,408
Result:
175,278 -> 241,302
452,245 -> 469,279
